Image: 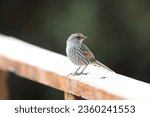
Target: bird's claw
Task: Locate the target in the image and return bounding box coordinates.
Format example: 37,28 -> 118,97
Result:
67,72 -> 88,76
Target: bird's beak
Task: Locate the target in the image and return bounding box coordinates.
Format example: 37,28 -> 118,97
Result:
84,36 -> 88,39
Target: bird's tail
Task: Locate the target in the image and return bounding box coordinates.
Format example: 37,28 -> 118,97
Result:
94,60 -> 114,72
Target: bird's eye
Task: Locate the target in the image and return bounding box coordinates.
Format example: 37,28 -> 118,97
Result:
77,36 -> 80,39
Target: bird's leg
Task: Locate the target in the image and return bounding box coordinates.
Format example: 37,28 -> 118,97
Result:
68,65 -> 88,76
75,66 -> 81,74
68,66 -> 81,76
79,64 -> 88,75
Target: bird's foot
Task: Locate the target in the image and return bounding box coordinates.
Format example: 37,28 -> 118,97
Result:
67,72 -> 88,76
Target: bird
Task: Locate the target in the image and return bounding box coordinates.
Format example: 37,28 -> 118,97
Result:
66,33 -> 114,75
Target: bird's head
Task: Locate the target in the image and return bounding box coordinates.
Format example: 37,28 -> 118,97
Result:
67,33 -> 88,44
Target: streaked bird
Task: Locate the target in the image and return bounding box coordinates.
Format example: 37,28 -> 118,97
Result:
66,33 -> 114,75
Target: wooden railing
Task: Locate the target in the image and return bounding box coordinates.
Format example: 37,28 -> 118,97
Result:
0,34 -> 150,100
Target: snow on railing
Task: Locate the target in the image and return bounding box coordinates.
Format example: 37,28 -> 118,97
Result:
0,34 -> 150,100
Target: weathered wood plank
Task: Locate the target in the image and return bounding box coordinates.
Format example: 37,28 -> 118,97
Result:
0,70 -> 9,99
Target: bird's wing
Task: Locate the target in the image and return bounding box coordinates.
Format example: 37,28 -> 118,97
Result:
81,44 -> 114,72
81,44 -> 96,62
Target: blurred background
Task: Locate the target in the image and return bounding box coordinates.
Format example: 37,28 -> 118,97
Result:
0,0 -> 150,99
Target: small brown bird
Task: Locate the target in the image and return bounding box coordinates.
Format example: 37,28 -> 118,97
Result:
66,33 -> 114,75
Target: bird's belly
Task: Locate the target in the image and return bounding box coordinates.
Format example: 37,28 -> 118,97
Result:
66,45 -> 86,66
